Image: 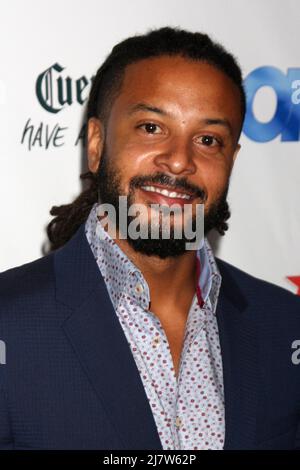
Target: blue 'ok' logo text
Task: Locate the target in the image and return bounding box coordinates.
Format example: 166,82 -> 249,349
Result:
243,66 -> 300,142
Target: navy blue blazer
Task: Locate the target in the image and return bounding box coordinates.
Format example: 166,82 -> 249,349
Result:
0,223 -> 300,450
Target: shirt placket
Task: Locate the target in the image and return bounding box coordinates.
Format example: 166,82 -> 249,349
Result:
175,298 -> 208,449
124,273 -> 179,449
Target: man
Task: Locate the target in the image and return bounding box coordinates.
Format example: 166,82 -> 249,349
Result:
1,27 -> 300,450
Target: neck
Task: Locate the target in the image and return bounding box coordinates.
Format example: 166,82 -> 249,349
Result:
114,233 -> 198,311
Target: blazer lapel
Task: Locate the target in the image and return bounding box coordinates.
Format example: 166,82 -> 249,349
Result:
216,260 -> 260,449
54,224 -> 163,450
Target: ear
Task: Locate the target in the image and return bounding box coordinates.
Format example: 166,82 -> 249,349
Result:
87,117 -> 104,173
232,143 -> 241,164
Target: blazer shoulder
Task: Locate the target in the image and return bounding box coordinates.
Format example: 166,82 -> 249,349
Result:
216,257 -> 300,310
0,252 -> 56,308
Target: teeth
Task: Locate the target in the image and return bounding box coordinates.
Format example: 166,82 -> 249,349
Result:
141,185 -> 191,199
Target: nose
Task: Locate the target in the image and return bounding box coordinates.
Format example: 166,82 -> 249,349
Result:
153,135 -> 197,176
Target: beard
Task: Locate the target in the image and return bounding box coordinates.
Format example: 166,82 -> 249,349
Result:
96,150 -> 230,259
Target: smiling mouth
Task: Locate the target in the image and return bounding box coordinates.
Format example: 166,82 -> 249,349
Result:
140,185 -> 195,201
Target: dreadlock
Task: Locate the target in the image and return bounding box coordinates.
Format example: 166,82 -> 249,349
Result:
47,26 -> 246,251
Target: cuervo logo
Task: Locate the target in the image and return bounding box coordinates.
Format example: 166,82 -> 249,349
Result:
36,63 -> 93,113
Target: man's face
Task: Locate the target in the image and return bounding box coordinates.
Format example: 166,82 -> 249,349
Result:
88,55 -> 242,258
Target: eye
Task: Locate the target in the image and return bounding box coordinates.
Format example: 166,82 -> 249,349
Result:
198,135 -> 222,147
138,122 -> 162,134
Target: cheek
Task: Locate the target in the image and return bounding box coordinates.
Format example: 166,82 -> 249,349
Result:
108,138 -> 156,178
199,160 -> 231,203
104,142 -> 155,196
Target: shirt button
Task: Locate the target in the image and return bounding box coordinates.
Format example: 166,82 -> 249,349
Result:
135,283 -> 144,295
175,416 -> 182,429
152,336 -> 161,347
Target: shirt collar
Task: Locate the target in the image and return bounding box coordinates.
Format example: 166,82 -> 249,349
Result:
85,202 -> 221,314
198,238 -> 222,313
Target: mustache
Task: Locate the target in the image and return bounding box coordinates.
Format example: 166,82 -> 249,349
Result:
129,172 -> 207,201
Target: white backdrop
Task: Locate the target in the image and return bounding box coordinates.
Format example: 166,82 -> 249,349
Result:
0,0 -> 299,295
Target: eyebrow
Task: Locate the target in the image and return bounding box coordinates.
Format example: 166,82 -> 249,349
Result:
203,118 -> 233,135
127,102 -> 233,135
128,102 -> 169,116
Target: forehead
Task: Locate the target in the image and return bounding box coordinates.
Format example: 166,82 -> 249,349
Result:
109,55 -> 242,132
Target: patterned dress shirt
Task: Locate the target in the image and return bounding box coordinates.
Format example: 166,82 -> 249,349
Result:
85,202 -> 225,450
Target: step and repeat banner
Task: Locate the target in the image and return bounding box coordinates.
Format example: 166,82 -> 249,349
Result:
0,0 -> 299,294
